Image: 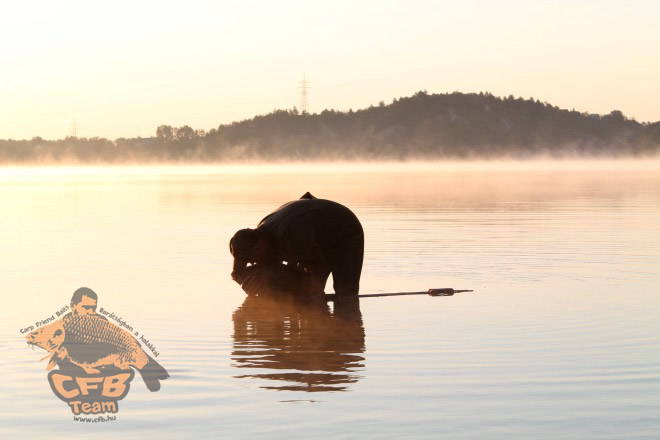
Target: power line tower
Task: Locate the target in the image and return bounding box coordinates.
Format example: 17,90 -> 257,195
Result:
71,118 -> 79,138
298,73 -> 310,114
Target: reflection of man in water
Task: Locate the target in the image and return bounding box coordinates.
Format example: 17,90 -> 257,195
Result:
231,295 -> 365,392
230,193 -> 364,298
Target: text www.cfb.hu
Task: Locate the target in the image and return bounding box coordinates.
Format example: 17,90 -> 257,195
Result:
73,414 -> 117,423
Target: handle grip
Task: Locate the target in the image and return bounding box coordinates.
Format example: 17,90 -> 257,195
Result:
428,288 -> 473,296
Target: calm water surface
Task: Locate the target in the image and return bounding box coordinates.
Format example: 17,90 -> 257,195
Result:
1,162 -> 659,439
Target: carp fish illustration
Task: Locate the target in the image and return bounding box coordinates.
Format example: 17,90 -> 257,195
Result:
26,313 -> 169,391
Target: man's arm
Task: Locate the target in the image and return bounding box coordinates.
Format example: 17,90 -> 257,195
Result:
238,263 -> 319,297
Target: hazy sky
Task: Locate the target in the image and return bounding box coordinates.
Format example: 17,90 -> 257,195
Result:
2,0 -> 659,140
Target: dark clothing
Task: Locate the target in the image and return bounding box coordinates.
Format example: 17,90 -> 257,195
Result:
257,194 -> 364,296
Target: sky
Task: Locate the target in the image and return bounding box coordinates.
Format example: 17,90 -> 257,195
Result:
1,0 -> 659,140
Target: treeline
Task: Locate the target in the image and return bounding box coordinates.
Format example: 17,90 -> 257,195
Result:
2,91 -> 660,163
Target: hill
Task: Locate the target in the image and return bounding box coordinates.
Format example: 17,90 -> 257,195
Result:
2,91 -> 659,163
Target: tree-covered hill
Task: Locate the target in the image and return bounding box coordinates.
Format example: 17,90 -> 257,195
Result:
2,91 -> 659,163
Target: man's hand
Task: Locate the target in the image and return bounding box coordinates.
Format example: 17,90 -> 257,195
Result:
240,268 -> 267,296
236,263 -> 325,298
306,275 -> 326,298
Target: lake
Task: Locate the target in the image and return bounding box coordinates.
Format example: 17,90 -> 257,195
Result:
1,161 -> 659,439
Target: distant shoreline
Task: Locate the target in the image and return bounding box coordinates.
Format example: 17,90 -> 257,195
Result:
2,158 -> 659,172
2,92 -> 659,163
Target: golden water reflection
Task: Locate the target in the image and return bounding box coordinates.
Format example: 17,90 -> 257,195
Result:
232,297 -> 365,392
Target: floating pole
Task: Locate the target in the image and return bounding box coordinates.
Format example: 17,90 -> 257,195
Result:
325,288 -> 473,301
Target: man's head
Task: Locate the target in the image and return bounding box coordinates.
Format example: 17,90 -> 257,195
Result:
230,229 -> 272,283
70,287 -> 98,316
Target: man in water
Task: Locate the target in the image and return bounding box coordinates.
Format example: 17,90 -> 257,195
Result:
230,193 -> 364,298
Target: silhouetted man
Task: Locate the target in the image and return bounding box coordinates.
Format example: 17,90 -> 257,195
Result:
230,193 -> 364,298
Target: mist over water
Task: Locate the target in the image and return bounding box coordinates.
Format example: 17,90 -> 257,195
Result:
1,161 -> 659,439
